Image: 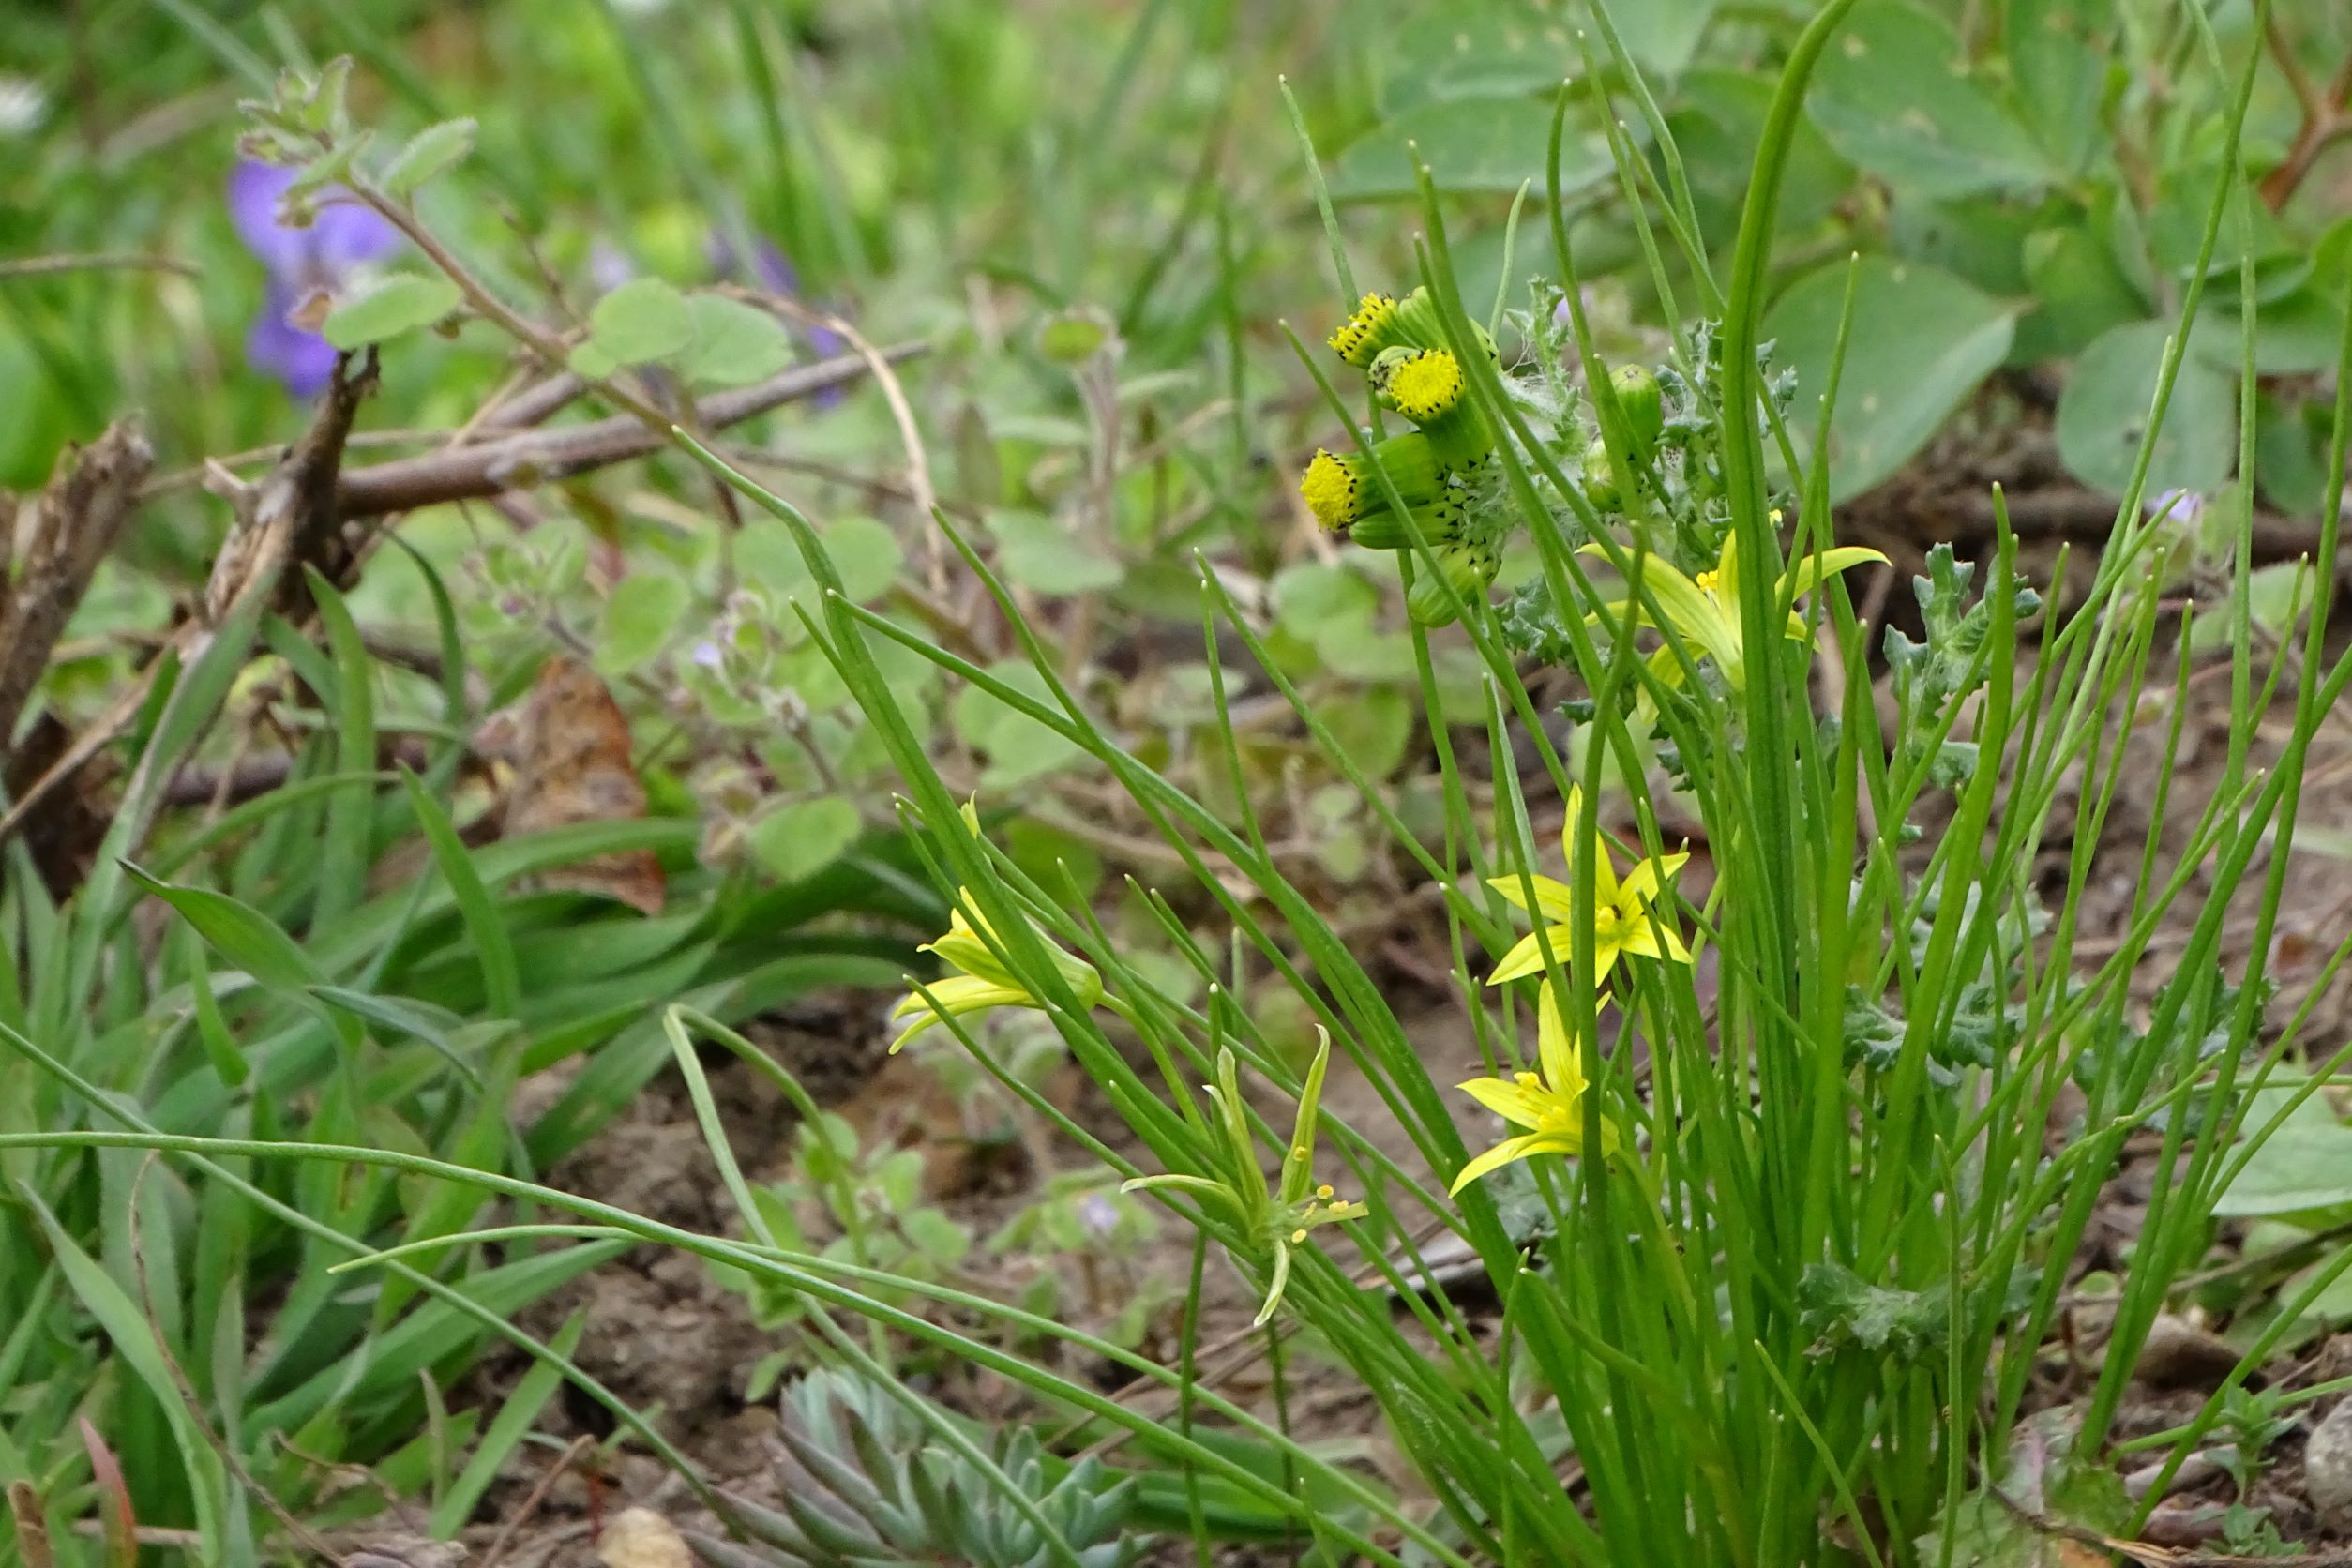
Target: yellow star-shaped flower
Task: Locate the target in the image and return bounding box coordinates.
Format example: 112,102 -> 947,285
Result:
1583,529 -> 1887,693
1452,979 -> 1620,1193
1485,787 -> 1689,988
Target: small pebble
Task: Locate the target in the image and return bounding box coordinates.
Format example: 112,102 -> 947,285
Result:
2304,1396 -> 2352,1529
599,1508 -> 692,1568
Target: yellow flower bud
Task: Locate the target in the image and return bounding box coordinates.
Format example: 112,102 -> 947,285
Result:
1298,432 -> 1442,529
1372,347 -> 1466,425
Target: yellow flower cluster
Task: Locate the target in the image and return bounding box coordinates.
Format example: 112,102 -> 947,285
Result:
1454,788 -> 1689,1193
1301,287 -> 1506,627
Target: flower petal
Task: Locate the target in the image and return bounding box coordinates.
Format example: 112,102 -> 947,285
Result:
1535,986 -> 1590,1100
1582,546 -> 1736,671
1450,1133 -> 1570,1195
1486,928 -> 1568,987
1486,872 -> 1569,920
1617,851 -> 1689,907
1778,546 -> 1891,603
1457,1073 -> 1555,1130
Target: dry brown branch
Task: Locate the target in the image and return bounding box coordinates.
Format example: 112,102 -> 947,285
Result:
0,420 -> 154,767
333,341 -> 924,520
0,354 -> 378,853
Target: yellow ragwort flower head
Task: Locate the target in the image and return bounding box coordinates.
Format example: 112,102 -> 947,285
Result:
1371,346 -> 1466,425
1452,978 -> 1620,1194
1580,527 -> 1888,694
1485,786 -> 1690,988
1299,431 -> 1443,530
889,801 -> 1104,1052
1328,292 -> 1403,368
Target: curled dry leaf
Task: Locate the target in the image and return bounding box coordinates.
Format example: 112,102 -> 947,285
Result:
481,655 -> 665,915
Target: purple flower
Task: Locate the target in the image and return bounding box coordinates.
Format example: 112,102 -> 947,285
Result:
228,160 -> 400,397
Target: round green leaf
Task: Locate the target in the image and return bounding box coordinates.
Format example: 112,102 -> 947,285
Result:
822,517 -> 903,603
748,797 -> 862,882
1766,255 -> 2015,504
2003,0 -> 2111,175
1331,96 -> 1620,200
597,573 -> 691,674
1807,0 -> 2052,199
1380,11 -> 1575,112
2055,319 -> 2237,499
2014,225 -> 2148,362
1323,686 -> 1413,780
990,511 -> 1123,595
323,273 -> 461,350
587,278 -> 695,366
1672,69 -> 1851,247
736,515 -> 902,605
1272,562 -> 1378,639
952,661 -> 1082,788
684,295 -> 796,388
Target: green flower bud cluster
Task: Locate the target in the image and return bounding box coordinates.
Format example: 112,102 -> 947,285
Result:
1300,287 -> 1508,626
1579,363 -> 1664,515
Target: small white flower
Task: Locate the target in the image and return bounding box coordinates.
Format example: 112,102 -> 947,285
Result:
0,76 -> 47,139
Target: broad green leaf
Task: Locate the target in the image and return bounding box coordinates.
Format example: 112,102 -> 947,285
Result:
828,518 -> 907,603
1671,69 -> 1851,247
1330,96 -> 1619,200
586,278 -> 695,366
598,573 -> 690,675
2014,225 -> 2147,361
2255,390 -> 2333,516
2054,318 -> 2237,499
2147,167 -> 2304,299
2003,0 -> 2112,175
2215,1123 -> 2352,1218
684,294 -> 796,388
567,340 -> 619,380
2198,285 -> 2349,377
1890,196 -> 2036,296
749,797 -> 864,882
1379,9 -> 1576,113
1598,0 -> 1715,79
380,117 -> 476,196
1807,0 -> 2052,199
127,866 -> 325,990
990,512 -> 1123,595
324,273 -> 460,350
2187,561 -> 2311,657
1766,255 -> 2016,503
